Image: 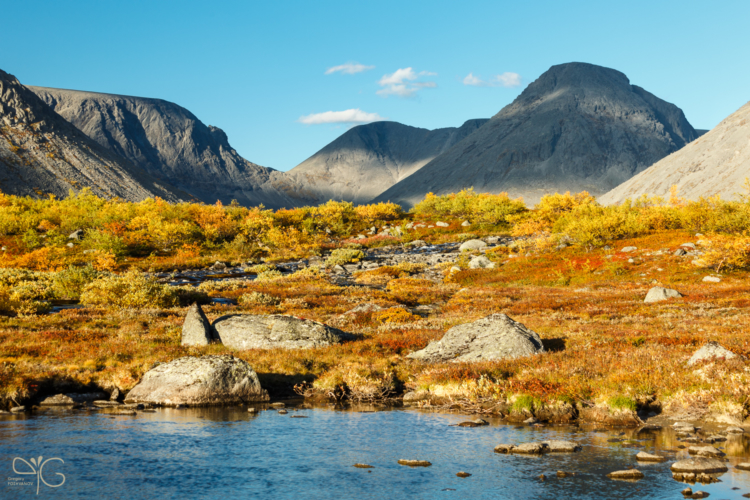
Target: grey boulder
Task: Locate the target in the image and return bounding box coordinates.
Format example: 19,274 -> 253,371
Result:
687,341 -> 740,366
39,394 -> 77,406
459,239 -> 487,251
644,286 -> 682,303
543,440 -> 582,452
125,355 -> 268,406
407,313 -> 544,363
182,303 -> 215,346
213,314 -> 353,350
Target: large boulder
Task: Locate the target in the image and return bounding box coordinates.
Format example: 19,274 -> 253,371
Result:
124,355 -> 268,406
212,314 -> 353,350
182,303 -> 215,346
688,341 -> 740,366
407,314 -> 544,363
644,286 -> 682,303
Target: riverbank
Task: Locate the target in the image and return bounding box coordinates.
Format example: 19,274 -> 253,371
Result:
2,226 -> 749,427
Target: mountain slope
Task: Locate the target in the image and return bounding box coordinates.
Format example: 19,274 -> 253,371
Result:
600,101 -> 750,204
263,119 -> 488,205
374,62 -> 698,208
0,69 -> 187,202
30,86 -> 288,208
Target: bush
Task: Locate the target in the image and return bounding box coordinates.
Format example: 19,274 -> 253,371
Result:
326,248 -> 365,267
607,395 -> 637,412
80,270 -> 179,309
238,291 -> 281,306
52,264 -> 102,300
412,188 -> 526,225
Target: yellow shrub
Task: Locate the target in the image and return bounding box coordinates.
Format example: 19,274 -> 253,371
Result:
326,248 -> 365,267
696,235 -> 750,271
80,270 -> 179,309
372,308 -> 420,325
412,188 -> 526,225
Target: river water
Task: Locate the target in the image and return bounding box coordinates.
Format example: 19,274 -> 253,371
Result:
2,405 -> 750,499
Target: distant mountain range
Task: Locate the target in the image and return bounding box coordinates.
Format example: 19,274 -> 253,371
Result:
600,100 -> 750,204
266,119 -> 488,206
2,62 -> 722,208
374,62 -> 698,207
0,69 -> 187,202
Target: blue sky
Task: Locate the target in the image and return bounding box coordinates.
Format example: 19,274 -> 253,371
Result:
2,0 -> 749,171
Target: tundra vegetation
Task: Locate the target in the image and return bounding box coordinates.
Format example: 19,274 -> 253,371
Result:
2,187 -> 750,422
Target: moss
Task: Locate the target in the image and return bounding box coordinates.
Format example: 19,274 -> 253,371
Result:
511,394 -> 541,413
607,395 -> 637,412
326,248 -> 365,267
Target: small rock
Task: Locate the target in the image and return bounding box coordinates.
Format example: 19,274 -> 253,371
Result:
688,445 -> 725,458
726,426 -> 744,434
689,492 -> 709,499
66,242 -> 74,248
557,471 -> 574,478
353,464 -> 374,469
270,402 -> 286,408
397,459 -> 432,467
621,246 -> 638,253
109,388 -> 120,401
644,286 -> 683,303
456,472 -> 471,478
247,408 -> 258,414
211,261 -> 227,271
688,341 -> 739,366
68,229 -> 83,240
456,419 -> 488,427
93,400 -> 121,406
702,276 -> 721,283
278,409 -> 288,414
461,221 -> 471,227
449,266 -> 461,273
494,444 -> 515,454
289,415 -> 307,418
459,239 -> 487,252
10,406 -> 27,413
543,440 -> 581,452
736,463 -> 750,471
674,248 -> 688,256
523,417 -> 538,424
435,222 -> 449,227
682,487 -> 693,496
636,451 -> 666,462
704,434 -> 726,443
468,255 -> 495,269
607,469 -> 644,479
402,390 -> 430,402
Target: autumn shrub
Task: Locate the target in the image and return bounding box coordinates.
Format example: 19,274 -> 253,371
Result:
412,188 -> 526,225
239,291 -> 281,306
696,235 -> 750,271
52,264 -> 101,300
80,270 -> 179,309
552,202 -> 648,247
173,286 -> 211,306
371,308 -> 420,325
197,278 -> 253,293
326,248 -> 365,267
255,270 -> 284,282
82,229 -> 128,257
607,395 -> 637,412
386,278 -> 454,306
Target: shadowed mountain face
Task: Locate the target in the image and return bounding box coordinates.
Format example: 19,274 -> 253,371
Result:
600,101 -> 750,204
30,86 -> 289,208
374,62 -> 698,208
264,119 -> 488,206
0,70 -> 187,202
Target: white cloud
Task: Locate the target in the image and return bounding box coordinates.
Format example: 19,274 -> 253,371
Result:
377,67 -> 437,97
325,62 -> 375,75
463,72 -> 522,88
297,108 -> 385,125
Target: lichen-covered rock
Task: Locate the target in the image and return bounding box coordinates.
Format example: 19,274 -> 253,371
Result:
636,451 -> 666,462
688,445 -> 725,458
688,341 -> 740,366
212,314 -> 353,350
124,355 -> 268,406
671,457 -> 728,474
468,255 -> 495,269
644,286 -> 682,303
407,314 -> 544,363
607,469 -> 644,479
39,394 -> 76,406
494,444 -> 515,454
512,442 -> 549,454
181,303 -> 215,346
459,239 -> 487,252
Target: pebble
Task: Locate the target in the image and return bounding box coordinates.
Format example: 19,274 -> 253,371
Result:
353,464 -> 374,469
607,469 -> 644,480
456,472 -> 471,478
278,410 -> 288,414
702,276 -> 721,283
636,451 -> 666,462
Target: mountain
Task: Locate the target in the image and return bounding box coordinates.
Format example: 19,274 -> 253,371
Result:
266,120 -> 489,205
30,86 -> 289,208
0,69 -> 187,202
374,62 -> 698,208
599,101 -> 750,204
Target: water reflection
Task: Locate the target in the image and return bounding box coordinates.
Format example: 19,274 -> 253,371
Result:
2,405 -> 750,499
